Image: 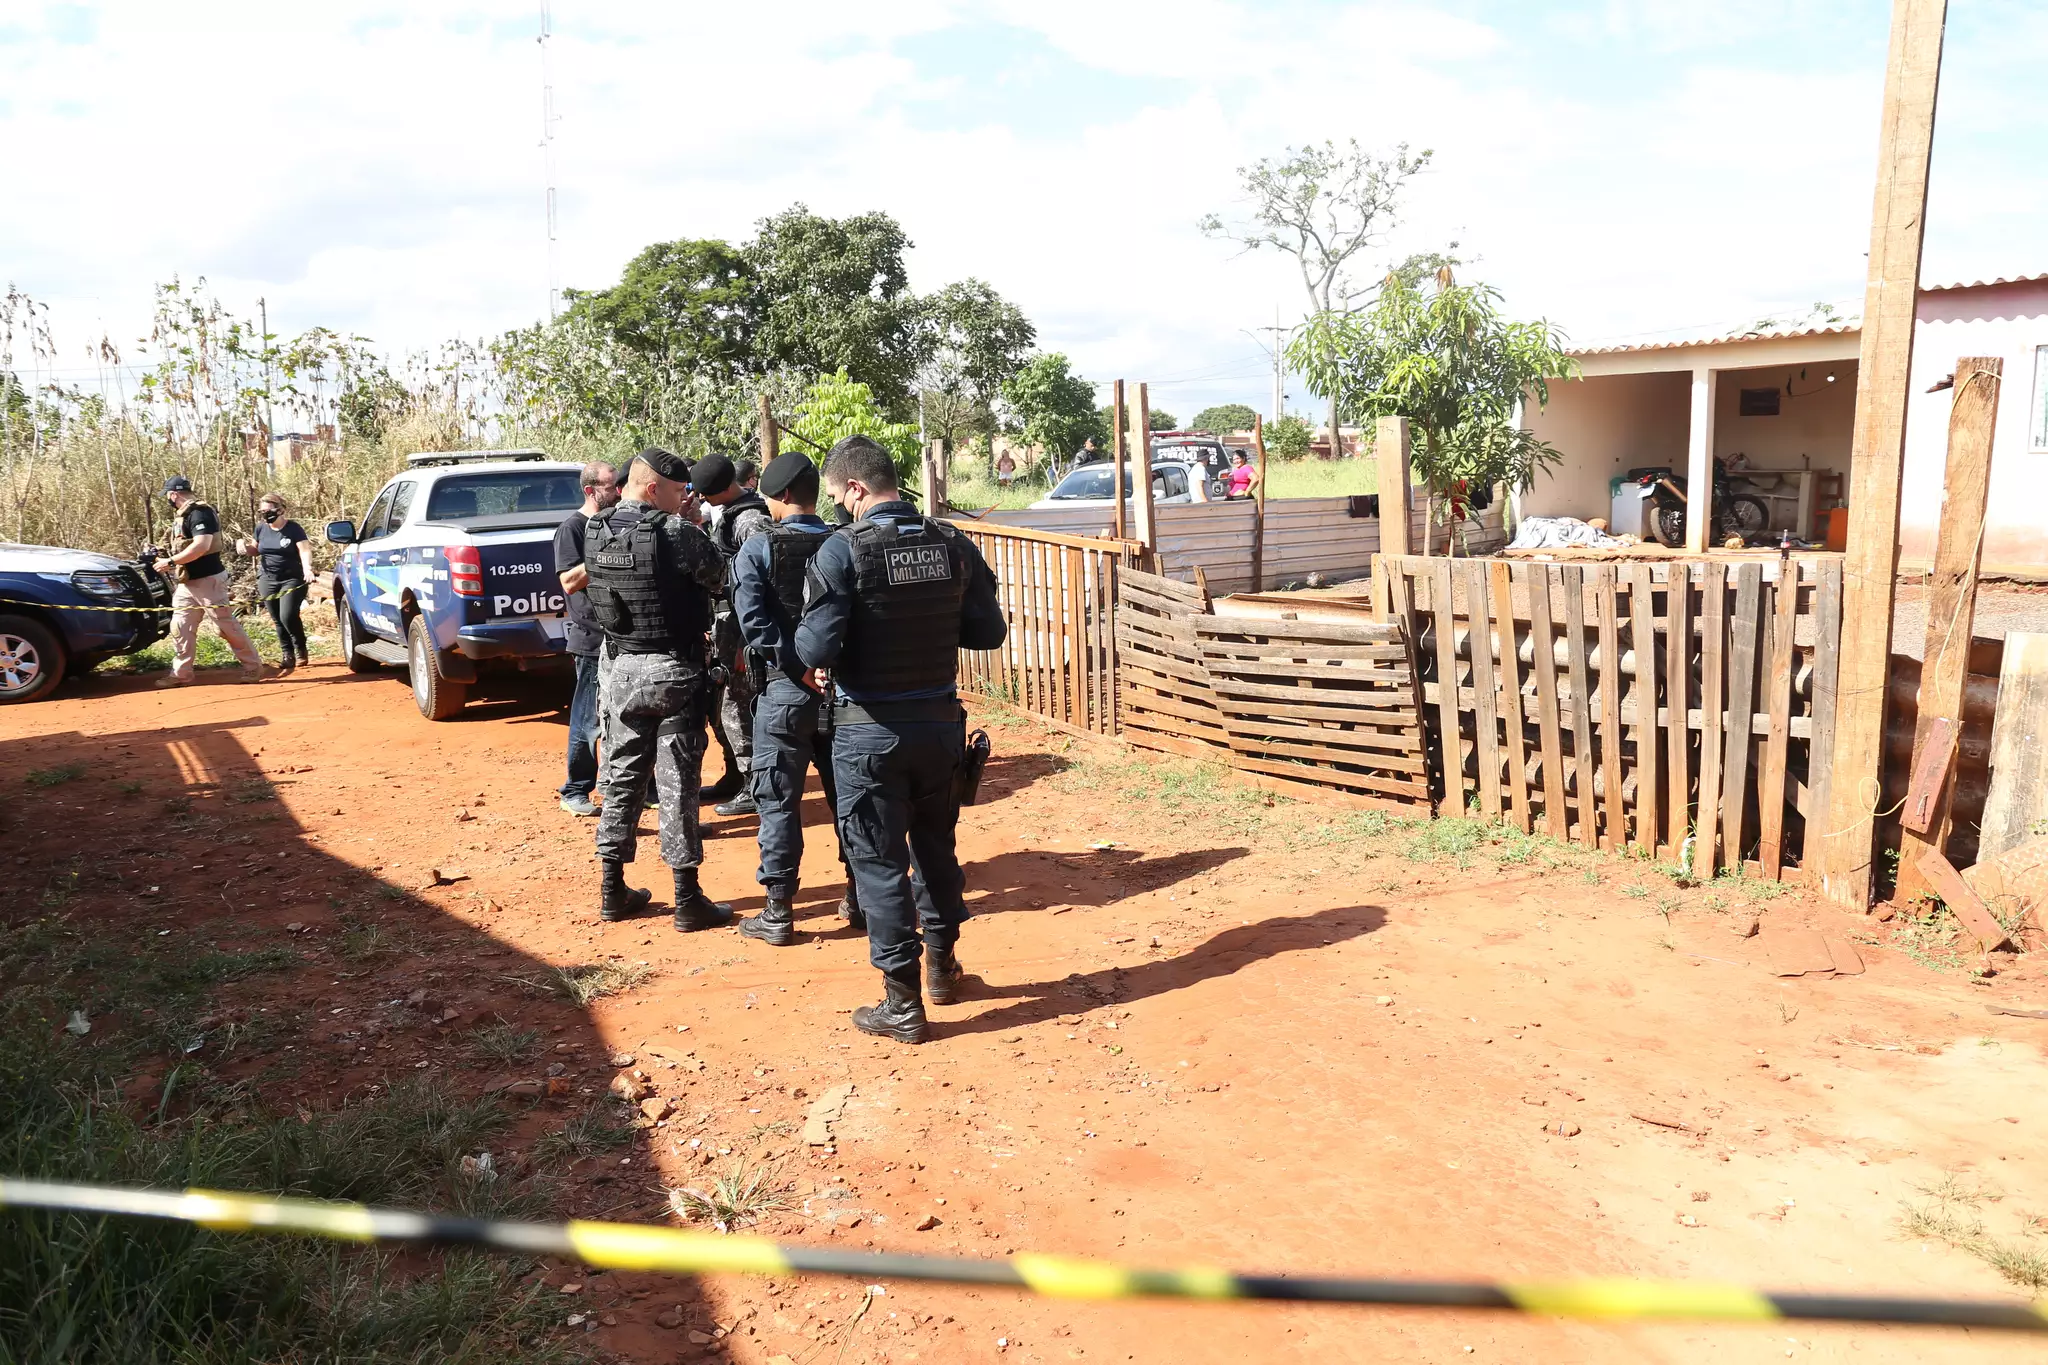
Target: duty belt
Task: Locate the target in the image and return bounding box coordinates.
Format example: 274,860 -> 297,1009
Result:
831,697 -> 962,725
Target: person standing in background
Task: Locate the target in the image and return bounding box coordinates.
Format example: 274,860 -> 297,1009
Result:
232,492 -> 314,674
735,458 -> 760,494
153,475 -> 263,687
554,461 -> 620,817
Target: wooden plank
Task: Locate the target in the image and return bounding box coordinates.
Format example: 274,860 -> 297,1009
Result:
1561,566 -> 1597,848
1376,417 -> 1412,558
1211,714 -> 1427,757
1594,567 -> 1625,849
1431,559 -> 1464,815
1900,716 -> 1958,833
1916,848 -> 2013,952
1110,379 -> 1127,541
1204,675 -> 1421,710
1719,564 -> 1763,875
1698,562 -> 1728,874
1209,730 -> 1430,774
1626,565 -> 1661,856
1819,0 -> 1948,908
1897,355 -> 2004,898
1979,633 -> 2048,860
1464,561 -> 1504,823
1200,695 -> 1422,735
1665,565 -> 1692,852
1131,382 -> 1157,551
1491,560 -> 1531,834
1805,560 -> 1843,866
1757,568 -> 1800,877
1217,749 -> 1431,800
1249,413 -> 1269,591
1527,564 -> 1568,840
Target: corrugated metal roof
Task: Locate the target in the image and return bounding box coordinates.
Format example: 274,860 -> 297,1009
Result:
1922,270 -> 2048,293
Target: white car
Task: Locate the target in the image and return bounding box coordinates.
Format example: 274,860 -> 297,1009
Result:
1029,460 -> 1221,510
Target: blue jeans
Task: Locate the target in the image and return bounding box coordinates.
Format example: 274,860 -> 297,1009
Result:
562,652 -> 600,798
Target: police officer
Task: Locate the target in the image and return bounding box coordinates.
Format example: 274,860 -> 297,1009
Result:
796,435 -> 1005,1043
730,452 -> 864,947
693,453 -> 775,818
584,449 -> 734,930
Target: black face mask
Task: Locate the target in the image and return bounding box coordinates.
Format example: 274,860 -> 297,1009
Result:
260,508 -> 281,523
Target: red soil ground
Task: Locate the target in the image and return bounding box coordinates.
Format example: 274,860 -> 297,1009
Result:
5,660 -> 2046,1364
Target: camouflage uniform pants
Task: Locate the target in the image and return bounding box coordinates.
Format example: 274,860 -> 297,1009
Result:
718,657 -> 758,775
595,649 -> 707,869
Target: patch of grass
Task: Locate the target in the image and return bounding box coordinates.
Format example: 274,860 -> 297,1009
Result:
550,962 -> 653,1005
24,763 -> 86,788
1898,1173 -> 2048,1291
229,778 -> 276,804
1887,901 -> 1980,975
532,1104 -> 634,1162
667,1158 -> 789,1233
1619,883 -> 1650,900
468,1022 -> 541,1068
117,780 -> 144,796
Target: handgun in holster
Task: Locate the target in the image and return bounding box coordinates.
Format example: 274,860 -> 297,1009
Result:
953,726 -> 992,807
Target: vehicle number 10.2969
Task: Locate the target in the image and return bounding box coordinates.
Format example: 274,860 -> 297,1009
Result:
489,562 -> 544,576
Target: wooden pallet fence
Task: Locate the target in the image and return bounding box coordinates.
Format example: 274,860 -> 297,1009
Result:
1374,553 -> 1845,879
1114,570 -> 1431,810
953,521 -> 1137,737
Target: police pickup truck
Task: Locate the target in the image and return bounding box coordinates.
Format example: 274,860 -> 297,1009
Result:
327,450 -> 581,720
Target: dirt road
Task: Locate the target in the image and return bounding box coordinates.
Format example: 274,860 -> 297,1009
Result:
5,660 -> 2046,1363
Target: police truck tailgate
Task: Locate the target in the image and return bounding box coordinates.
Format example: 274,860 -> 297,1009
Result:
475,533 -> 567,641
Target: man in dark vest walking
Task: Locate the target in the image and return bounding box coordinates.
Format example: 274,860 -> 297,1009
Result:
730,451 -> 863,947
796,436 -> 1005,1043
584,449 -> 735,930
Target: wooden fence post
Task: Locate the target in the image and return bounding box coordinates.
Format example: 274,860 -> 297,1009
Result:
1131,383 -> 1157,558
1819,0 -> 1949,908
920,440 -> 946,514
1249,414 -> 1269,591
1376,416 -> 1412,559
1110,378 -> 1128,541
757,392 -> 778,467
1895,356 -> 2002,899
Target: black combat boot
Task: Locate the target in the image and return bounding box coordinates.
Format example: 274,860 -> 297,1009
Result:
838,886 -> 866,933
699,767 -> 743,804
599,861 -> 652,922
925,944 -> 965,1006
738,892 -> 795,947
852,968 -> 927,1044
671,867 -> 733,932
714,786 -> 757,817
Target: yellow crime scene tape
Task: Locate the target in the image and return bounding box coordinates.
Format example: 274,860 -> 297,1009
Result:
3,1178 -> 2045,1332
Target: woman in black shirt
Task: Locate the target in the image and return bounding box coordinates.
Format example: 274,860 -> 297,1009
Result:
235,492 -> 315,674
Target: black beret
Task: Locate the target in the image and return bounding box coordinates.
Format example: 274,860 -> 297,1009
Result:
758,451 -> 818,499
636,447 -> 690,482
690,453 -> 735,497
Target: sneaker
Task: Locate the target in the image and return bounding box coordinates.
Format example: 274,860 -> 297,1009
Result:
153,675 -> 191,689
238,666 -> 267,683
560,792 -> 599,817
296,652 -> 312,668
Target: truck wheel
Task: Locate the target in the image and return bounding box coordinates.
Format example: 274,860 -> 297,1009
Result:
407,614 -> 467,721
0,614 -> 65,704
338,594 -> 379,674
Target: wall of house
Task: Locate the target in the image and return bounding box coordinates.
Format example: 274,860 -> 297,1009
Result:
1713,359 -> 1859,476
1520,370 -> 1691,520
1900,280 -> 2048,572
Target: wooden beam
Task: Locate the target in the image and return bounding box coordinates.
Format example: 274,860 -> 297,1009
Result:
1249,413 -> 1269,591
1915,848 -> 2013,953
1110,378 -> 1128,541
1684,367 -> 1718,553
1979,633 -> 2048,861
1376,416 -> 1413,559
1895,355 -> 2002,898
757,391 -> 779,467
1818,0 -> 1950,908
1130,383 -> 1158,555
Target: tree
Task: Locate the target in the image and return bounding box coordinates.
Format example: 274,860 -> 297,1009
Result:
914,279 -> 1036,456
1003,353 -> 1100,464
1148,409 -> 1177,431
562,238 -> 758,379
746,205 -> 923,409
1191,403 -> 1257,434
1291,268 -> 1577,553
1201,139 -> 1432,454
782,369 -> 921,488
1266,414 -> 1313,460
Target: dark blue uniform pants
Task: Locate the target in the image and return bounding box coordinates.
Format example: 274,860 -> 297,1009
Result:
832,718 -> 965,975
749,691 -> 845,898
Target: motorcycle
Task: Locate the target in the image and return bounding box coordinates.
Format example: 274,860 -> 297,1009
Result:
1630,460 -> 1771,547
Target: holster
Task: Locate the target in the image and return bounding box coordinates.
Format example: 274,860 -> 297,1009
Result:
954,726 -> 992,807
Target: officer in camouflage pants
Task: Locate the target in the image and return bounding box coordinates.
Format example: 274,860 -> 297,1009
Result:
692,453 -> 775,816
586,448 -> 735,931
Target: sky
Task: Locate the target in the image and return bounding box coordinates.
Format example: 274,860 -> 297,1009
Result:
3,0 -> 2042,422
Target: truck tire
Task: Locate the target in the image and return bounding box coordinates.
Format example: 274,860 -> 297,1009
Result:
338,593 -> 379,674
0,614 -> 65,704
407,614 -> 467,721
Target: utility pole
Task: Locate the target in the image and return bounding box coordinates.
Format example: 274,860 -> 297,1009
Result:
1242,305 -> 1291,426
538,2 -> 561,320
259,297 -> 276,478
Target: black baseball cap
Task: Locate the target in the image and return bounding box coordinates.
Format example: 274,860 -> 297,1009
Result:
163,475 -> 193,493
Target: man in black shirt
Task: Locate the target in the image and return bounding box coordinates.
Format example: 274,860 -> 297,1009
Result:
152,475 -> 262,687
553,461 -> 619,816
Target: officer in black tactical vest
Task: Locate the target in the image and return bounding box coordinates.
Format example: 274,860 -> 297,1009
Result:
729,452 -> 865,947
584,449 -> 735,930
693,453 -> 776,818
796,436 -> 1005,1043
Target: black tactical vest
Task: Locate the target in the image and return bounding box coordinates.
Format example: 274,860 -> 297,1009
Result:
714,491 -> 771,557
764,522 -> 832,623
583,504 -> 706,654
837,516 -> 968,697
